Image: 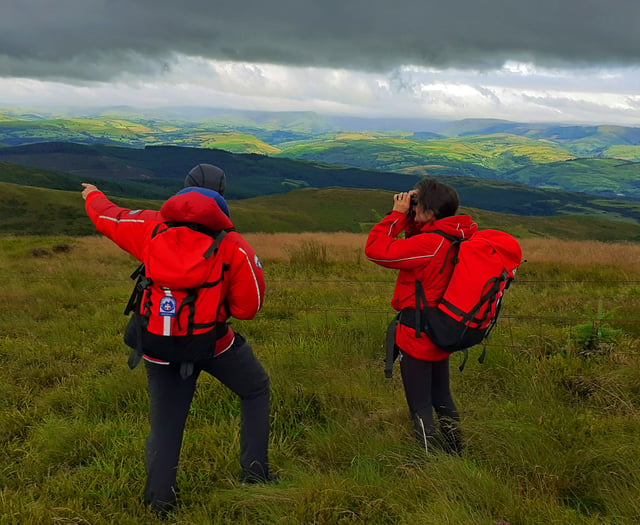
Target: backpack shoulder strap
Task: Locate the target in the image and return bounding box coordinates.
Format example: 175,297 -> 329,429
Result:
431,229 -> 459,243
151,221 -> 170,238
203,228 -> 232,258
431,229 -> 463,275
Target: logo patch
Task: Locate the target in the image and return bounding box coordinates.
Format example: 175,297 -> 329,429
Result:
254,254 -> 263,269
159,296 -> 177,317
127,210 -> 142,215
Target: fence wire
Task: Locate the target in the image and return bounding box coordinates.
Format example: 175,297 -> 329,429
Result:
8,275 -> 640,355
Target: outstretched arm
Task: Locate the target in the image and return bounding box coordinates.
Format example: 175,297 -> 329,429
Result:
82,183 -> 159,261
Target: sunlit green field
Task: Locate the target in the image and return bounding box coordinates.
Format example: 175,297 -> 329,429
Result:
1,234 -> 639,524
277,132 -> 574,172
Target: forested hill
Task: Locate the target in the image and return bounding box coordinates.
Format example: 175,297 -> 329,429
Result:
1,182 -> 640,241
0,143 -> 639,223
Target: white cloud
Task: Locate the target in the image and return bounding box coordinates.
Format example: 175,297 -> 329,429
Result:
2,57 -> 640,125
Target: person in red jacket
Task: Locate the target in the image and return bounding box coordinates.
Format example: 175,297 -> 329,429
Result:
82,175 -> 274,516
365,178 -> 476,455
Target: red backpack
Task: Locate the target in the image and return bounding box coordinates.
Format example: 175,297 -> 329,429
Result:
124,222 -> 232,372
388,229 -> 522,375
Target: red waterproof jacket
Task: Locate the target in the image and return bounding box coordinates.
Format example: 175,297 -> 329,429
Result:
85,190 -> 265,359
365,211 -> 477,361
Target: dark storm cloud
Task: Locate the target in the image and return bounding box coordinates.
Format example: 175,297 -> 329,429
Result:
2,0 -> 640,81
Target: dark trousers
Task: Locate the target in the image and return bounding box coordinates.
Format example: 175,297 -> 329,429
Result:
143,334 -> 270,510
399,350 -> 463,454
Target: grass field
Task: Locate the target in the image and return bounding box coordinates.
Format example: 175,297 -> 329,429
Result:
1,233 -> 639,524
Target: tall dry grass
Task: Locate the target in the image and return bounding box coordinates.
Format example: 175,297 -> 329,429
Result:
244,232 -> 368,262
520,238 -> 640,270
245,232 -> 640,271
68,233 -> 640,270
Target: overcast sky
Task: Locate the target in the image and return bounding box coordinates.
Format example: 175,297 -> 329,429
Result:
2,0 -> 640,125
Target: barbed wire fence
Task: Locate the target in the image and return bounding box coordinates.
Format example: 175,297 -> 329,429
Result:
15,274 -> 637,357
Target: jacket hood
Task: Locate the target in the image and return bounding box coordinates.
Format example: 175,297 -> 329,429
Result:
420,214 -> 477,239
160,189 -> 234,231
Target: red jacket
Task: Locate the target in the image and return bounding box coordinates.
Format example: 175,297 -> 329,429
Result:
365,211 -> 477,361
85,190 -> 265,358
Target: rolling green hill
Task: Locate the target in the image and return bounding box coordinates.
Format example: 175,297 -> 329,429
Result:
0,161 -> 184,200
3,109 -> 640,161
1,145 -> 639,223
276,133 -> 640,200
601,145 -> 640,162
3,110 -> 640,202
527,124 -> 640,156
433,119 -> 640,155
277,132 -> 573,173
505,158 -> 640,199
0,112 -> 306,152
2,182 -> 639,241
0,117 -> 161,148
0,182 -> 162,236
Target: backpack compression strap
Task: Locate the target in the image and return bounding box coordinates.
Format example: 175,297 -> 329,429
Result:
175,227 -> 231,336
176,263 -> 230,334
438,270 -> 508,328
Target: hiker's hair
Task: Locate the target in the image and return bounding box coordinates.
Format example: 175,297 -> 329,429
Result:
414,179 -> 459,219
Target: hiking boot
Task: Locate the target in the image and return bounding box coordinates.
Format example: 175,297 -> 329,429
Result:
413,414 -> 439,454
240,469 -> 279,485
144,486 -> 177,519
440,419 -> 464,456
146,498 -> 176,520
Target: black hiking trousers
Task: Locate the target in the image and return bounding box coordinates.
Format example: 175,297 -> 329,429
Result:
143,333 -> 270,513
399,350 -> 463,455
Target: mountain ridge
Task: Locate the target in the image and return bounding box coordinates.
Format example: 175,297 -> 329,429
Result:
1,181 -> 639,241
1,147 -> 638,224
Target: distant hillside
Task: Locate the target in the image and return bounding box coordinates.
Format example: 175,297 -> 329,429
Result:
0,157 -> 184,200
434,119 -> 640,153
275,132 -> 640,200
505,158 -> 640,199
1,144 -> 638,222
3,110 -> 640,201
0,110 -> 321,151
605,145 -> 640,161
1,182 -> 639,241
0,142 -> 423,200
277,132 -> 573,175
3,108 -> 640,156
0,182 -> 160,236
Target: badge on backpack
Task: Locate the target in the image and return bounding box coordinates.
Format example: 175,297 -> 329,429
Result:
159,296 -> 177,317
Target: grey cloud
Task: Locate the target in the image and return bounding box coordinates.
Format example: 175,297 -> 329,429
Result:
472,85 -> 501,106
2,0 -> 640,81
